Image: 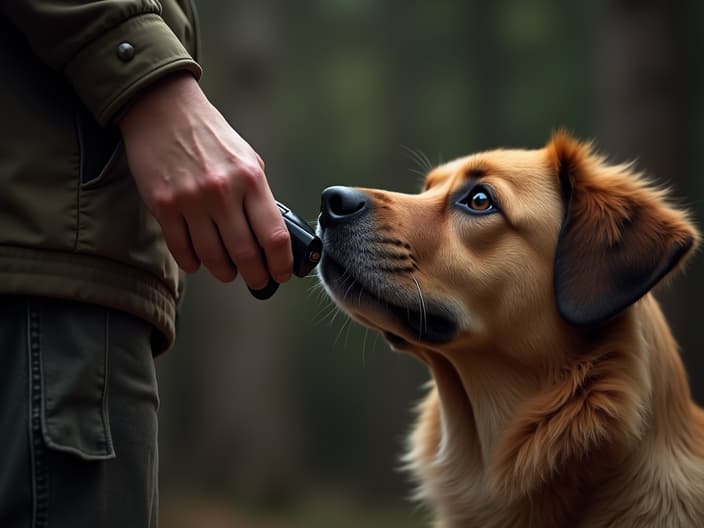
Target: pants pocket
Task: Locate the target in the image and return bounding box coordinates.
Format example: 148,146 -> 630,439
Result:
30,298 -> 116,460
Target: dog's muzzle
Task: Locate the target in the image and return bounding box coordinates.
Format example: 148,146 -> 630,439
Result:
317,186 -> 458,346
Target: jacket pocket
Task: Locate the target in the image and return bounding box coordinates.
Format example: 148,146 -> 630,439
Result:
76,108 -> 123,189
79,141 -> 126,191
30,298 -> 116,460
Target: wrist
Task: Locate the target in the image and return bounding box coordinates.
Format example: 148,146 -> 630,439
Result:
118,71 -> 204,133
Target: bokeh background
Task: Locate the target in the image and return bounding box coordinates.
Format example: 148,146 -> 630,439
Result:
158,1 -> 704,526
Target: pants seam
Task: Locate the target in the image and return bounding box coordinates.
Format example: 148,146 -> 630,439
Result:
28,301 -> 49,528
101,309 -> 114,453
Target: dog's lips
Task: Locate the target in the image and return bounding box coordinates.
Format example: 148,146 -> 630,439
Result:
319,254 -> 458,345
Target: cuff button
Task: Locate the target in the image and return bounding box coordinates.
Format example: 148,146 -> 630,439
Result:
116,42 -> 136,61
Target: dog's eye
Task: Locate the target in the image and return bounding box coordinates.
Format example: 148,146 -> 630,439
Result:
458,187 -> 496,214
469,191 -> 492,211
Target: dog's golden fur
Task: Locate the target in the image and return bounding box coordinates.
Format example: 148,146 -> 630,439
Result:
317,132 -> 703,527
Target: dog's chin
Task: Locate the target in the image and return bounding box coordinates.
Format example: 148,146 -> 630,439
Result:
319,255 -> 458,347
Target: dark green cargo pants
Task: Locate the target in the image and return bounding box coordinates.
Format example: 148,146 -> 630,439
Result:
0,296 -> 159,527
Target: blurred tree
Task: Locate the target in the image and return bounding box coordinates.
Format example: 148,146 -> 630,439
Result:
159,0 -> 301,504
594,0 -> 704,403
158,1 -> 704,525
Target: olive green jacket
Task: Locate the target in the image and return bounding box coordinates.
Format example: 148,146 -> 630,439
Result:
0,1 -> 202,352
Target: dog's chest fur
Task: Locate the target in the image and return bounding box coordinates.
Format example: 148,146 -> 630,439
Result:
408,386 -> 704,528
404,302 -> 704,528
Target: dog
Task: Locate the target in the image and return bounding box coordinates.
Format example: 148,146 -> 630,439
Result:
316,132 -> 704,527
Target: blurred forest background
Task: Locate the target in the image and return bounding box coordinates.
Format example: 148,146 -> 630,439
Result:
158,1 -> 704,526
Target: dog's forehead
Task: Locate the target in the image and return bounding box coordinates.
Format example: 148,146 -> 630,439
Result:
425,148 -> 551,191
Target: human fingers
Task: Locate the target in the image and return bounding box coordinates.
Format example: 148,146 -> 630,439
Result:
244,186 -> 293,284
158,213 -> 201,273
184,213 -> 238,282
215,205 -> 272,290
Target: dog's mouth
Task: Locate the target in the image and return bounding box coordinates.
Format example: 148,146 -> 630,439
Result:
319,254 -> 458,347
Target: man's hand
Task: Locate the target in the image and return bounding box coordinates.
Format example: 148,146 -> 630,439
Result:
119,73 -> 293,287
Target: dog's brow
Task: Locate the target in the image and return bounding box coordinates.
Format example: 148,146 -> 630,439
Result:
463,166 -> 488,182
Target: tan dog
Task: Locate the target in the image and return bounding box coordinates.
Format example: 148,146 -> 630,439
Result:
317,132 -> 704,527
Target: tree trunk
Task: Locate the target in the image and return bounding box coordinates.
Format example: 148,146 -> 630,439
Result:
594,0 -> 704,403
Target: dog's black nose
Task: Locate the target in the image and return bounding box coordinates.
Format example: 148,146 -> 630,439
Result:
319,186 -> 369,227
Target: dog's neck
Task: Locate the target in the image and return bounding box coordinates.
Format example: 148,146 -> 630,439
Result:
411,294 -> 702,522
421,315 -> 583,474
431,347 -> 544,469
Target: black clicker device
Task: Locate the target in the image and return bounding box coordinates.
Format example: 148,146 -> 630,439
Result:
248,201 -> 322,300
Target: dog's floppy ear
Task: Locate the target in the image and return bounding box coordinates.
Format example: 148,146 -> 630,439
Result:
547,131 -> 698,326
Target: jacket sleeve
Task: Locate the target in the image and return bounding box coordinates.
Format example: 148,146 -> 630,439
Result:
1,0 -> 202,126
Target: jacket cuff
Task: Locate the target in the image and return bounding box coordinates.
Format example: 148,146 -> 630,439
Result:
64,13 -> 202,126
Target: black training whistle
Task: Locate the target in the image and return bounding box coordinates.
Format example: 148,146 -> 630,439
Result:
248,201 -> 323,300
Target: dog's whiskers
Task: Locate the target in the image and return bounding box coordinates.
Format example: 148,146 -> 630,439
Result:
344,315 -> 355,347
337,264 -> 359,302
410,272 -> 428,337
362,328 -> 370,367
409,167 -> 429,179
333,315 -> 353,346
311,301 -> 340,326
306,280 -> 330,303
402,145 -> 434,174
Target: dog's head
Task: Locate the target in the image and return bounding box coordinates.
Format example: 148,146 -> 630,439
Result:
317,132 -> 700,512
317,132 -> 697,357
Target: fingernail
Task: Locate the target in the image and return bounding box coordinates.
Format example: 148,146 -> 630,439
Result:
276,273 -> 292,283
251,280 -> 270,290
